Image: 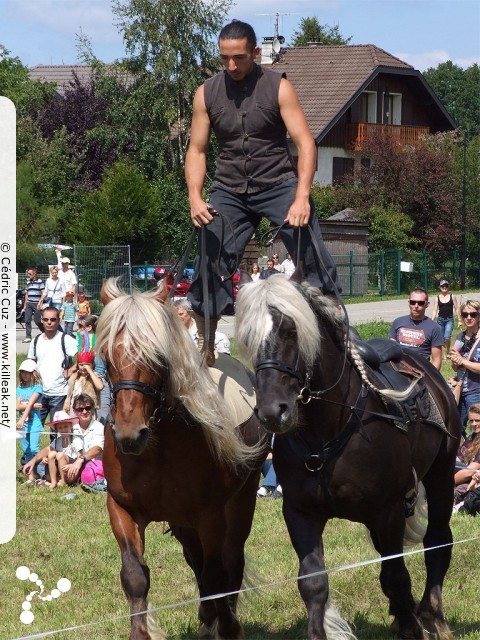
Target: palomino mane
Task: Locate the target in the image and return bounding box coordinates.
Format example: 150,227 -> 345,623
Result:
236,277 -> 416,401
235,276 -> 343,368
96,278 -> 259,467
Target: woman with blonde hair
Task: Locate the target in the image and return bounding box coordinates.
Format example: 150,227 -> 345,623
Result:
39,265 -> 66,312
449,299 -> 480,433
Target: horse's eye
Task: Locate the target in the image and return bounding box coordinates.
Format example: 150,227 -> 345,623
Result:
286,329 -> 297,340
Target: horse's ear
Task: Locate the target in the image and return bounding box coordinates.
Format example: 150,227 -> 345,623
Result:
154,279 -> 169,303
290,261 -> 304,284
239,271 -> 252,286
100,279 -> 112,306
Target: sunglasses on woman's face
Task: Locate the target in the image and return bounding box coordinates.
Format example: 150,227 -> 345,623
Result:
461,311 -> 479,318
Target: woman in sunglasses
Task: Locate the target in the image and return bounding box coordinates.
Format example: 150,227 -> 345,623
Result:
450,300 -> 480,433
62,393 -> 104,486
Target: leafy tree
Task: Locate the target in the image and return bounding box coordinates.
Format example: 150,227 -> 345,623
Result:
16,161 -> 62,269
363,204 -> 415,252
355,130 -> 460,250
291,17 -> 351,47
66,162 -> 166,262
423,62 -> 480,132
111,0 -> 229,170
0,45 -> 55,113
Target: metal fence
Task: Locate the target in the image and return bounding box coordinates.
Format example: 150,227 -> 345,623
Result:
73,246 -> 131,312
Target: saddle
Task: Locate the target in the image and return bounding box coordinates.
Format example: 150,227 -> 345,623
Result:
355,338 -> 447,434
208,353 -> 256,427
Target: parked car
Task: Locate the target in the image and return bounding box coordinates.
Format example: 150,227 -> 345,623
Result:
132,266 -> 156,280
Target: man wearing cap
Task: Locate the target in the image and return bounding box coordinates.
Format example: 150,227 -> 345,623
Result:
28,306 -> 78,425
389,287 -> 443,369
57,256 -> 77,297
432,279 -> 461,358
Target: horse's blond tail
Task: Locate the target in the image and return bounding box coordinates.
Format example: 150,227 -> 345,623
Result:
324,600 -> 357,639
146,602 -> 167,640
403,482 -> 428,548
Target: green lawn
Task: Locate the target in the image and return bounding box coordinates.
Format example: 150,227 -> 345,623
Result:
6,322 -> 476,639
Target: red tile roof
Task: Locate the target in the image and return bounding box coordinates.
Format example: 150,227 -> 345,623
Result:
272,45 -> 414,137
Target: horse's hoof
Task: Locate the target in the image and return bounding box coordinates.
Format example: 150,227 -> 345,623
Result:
390,618 -> 426,639
198,619 -> 218,639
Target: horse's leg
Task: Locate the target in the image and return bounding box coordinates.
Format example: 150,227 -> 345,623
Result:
283,501 -> 330,640
107,494 -> 151,640
169,525 -> 218,637
416,466 -> 455,639
370,504 -> 424,639
197,512 -> 245,640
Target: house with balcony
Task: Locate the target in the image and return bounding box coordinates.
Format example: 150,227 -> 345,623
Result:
263,43 -> 457,185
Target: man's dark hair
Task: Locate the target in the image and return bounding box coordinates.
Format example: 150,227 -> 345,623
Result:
73,393 -> 95,409
219,20 -> 257,50
27,266 -> 37,273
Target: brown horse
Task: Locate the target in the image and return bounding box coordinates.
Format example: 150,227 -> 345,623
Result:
97,279 -> 265,640
235,274 -> 460,640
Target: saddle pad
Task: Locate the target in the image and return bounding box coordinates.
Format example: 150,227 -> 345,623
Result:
209,353 -> 256,426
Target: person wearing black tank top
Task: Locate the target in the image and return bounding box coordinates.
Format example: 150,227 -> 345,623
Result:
432,279 -> 461,359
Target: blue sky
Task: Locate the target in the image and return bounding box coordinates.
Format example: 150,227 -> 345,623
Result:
1,0 -> 479,72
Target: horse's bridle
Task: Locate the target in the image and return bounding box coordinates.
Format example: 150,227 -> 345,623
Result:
106,372 -> 167,427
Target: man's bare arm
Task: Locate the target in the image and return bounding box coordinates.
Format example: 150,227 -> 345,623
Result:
278,78 -> 316,227
185,85 -> 214,228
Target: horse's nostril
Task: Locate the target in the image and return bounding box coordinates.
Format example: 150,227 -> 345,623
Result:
115,427 -> 149,455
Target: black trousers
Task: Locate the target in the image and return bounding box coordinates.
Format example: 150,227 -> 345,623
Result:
187,178 -> 341,316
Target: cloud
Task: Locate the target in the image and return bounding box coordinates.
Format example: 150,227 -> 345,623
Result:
393,49 -> 480,71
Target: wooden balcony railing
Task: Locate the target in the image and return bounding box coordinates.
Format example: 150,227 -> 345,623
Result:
345,123 -> 430,151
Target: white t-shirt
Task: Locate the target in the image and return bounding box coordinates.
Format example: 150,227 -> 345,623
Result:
281,258 -> 296,278
28,331 -> 78,395
73,418 -> 104,459
52,433 -> 83,459
58,267 -> 77,292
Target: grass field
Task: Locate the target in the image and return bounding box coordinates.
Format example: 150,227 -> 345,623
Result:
4,323 -> 478,640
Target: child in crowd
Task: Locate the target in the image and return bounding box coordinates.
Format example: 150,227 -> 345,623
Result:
455,403 -> 480,503
64,350 -> 104,414
23,411 -> 83,489
78,314 -> 97,353
77,292 -> 91,323
16,359 -> 43,484
60,290 -> 78,336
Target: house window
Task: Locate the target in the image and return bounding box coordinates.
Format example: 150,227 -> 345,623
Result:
383,92 -> 402,125
360,91 -> 377,123
332,157 -> 354,184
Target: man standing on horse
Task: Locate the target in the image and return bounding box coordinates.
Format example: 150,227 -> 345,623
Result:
185,19 -> 340,365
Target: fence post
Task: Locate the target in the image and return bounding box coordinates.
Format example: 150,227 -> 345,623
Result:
143,262 -> 149,291
397,249 -> 402,295
380,252 -> 385,296
349,251 -> 353,296
423,252 -> 428,290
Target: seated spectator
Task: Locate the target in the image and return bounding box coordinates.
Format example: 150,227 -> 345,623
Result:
173,299 -> 230,355
16,359 -> 43,483
23,411 -> 82,489
250,263 -> 260,282
260,259 -> 280,280
63,393 -> 105,485
454,403 -> 480,503
281,253 -> 296,278
63,350 -> 104,414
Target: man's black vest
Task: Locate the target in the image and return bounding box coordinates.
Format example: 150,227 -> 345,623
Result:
204,63 -> 296,194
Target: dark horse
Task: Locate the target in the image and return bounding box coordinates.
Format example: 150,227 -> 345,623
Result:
236,274 -> 460,640
96,279 -> 265,640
